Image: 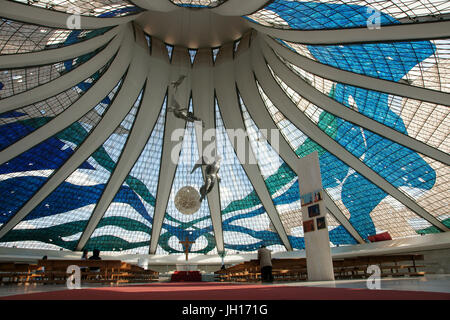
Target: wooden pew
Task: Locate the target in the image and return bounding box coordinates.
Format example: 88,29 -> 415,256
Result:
29,260 -> 159,284
47,260 -> 158,284
216,254 -> 425,283
1,259 -> 161,285
0,262 -> 36,284
272,259 -> 307,281
368,254 -> 426,277
27,260 -> 120,284
116,262 -> 159,283
216,259 -> 308,282
333,254 -> 426,279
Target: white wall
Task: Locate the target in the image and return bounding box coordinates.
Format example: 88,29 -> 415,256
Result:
1,233 -> 449,273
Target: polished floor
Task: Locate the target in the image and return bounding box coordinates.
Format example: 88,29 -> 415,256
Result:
281,274 -> 450,293
0,274 -> 449,298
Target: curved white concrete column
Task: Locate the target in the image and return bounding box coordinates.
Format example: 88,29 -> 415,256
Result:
248,19 -> 450,44
0,0 -> 141,29
0,26 -> 122,69
0,40 -> 149,240
76,27 -> 168,251
214,42 -> 292,251
149,43 -> 191,255
258,36 -> 450,166
235,33 -> 299,173
192,47 -> 224,254
323,191 -> 366,244
263,35 -> 450,107
0,29 -> 125,114
234,34 -> 365,246
252,46 -> 449,233
131,0 -> 270,16
212,0 -> 271,16
0,27 -> 134,166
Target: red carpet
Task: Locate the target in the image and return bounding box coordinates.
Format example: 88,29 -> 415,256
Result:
1,283 -> 449,300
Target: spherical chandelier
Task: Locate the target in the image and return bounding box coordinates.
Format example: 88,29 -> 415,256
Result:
174,186 -> 201,215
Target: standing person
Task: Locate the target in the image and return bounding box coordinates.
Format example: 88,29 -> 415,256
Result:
35,255 -> 48,282
88,249 -> 102,272
257,244 -> 273,283
37,255 -> 48,273
89,249 -> 101,261
80,249 -> 89,274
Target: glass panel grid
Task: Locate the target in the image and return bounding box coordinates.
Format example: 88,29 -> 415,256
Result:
276,52 -> 450,153
87,98 -> 168,254
260,82 -> 434,241
0,58 -> 113,152
158,99 -> 216,255
269,65 -> 441,220
0,80 -> 137,250
0,59 -> 76,99
170,0 -> 228,8
246,0 -> 450,30
258,81 -> 359,245
0,19 -> 111,54
239,95 -> 304,249
404,154 -> 450,224
10,0 -> 140,17
278,38 -> 450,93
246,0 -> 399,30
215,99 -> 285,253
325,212 -> 357,247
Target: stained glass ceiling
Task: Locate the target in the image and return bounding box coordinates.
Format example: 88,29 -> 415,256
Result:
170,0 -> 228,8
0,0 -> 448,256
246,0 -> 450,29
10,0 -> 140,17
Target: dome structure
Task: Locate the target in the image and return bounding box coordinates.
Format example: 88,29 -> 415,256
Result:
0,0 -> 448,257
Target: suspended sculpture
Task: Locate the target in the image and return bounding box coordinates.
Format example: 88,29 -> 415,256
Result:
168,95 -> 205,127
191,155 -> 222,202
170,75 -> 187,92
167,74 -> 204,125
169,73 -> 205,214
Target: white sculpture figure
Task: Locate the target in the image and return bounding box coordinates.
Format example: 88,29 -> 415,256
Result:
171,75 -> 186,92
168,95 -> 205,127
190,155 -> 207,174
192,155 -> 222,202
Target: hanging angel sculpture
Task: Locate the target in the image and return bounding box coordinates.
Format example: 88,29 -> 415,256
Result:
168,75 -> 205,127
171,75 -> 186,92
168,95 -> 205,127
191,155 -> 222,202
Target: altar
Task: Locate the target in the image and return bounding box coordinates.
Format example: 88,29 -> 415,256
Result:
176,264 -> 198,271
170,237 -> 202,281
171,269 -> 202,282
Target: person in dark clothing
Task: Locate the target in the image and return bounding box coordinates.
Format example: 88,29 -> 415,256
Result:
80,249 -> 89,274
257,244 -> 273,283
89,249 -> 101,260
37,255 -> 48,273
88,249 -> 101,272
